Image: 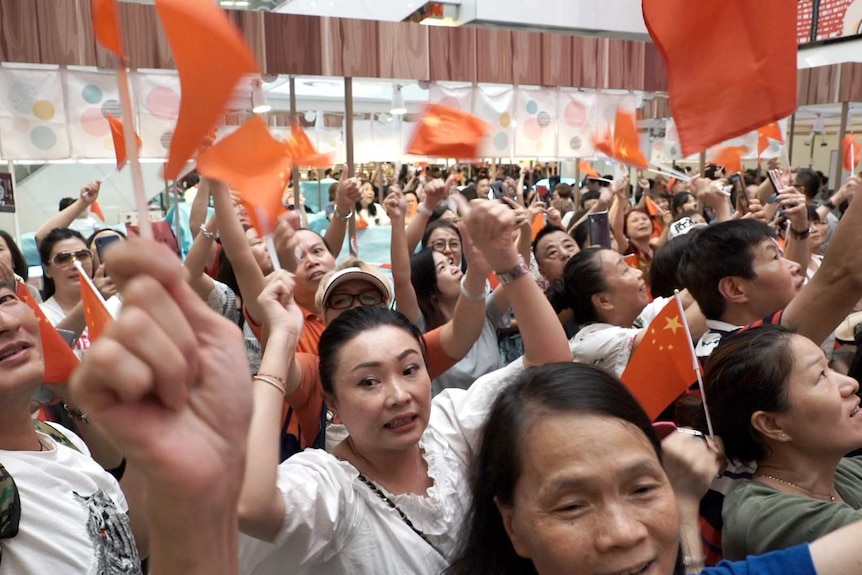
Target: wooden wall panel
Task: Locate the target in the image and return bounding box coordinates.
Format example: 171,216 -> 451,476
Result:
837,63 -> 862,102
511,30 -> 543,86
643,43 -> 667,93
33,0 -> 94,66
377,21 -> 429,81
228,11 -> 267,70
264,14 -> 322,75
605,39 -> 644,90
572,37 -> 606,89
338,19 -> 378,77
428,27 -> 476,82
541,34 -> 572,87
476,29 -> 513,84
0,0 -> 40,62
119,3 -> 174,70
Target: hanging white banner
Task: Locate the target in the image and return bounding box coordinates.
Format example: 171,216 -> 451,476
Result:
0,67 -> 70,160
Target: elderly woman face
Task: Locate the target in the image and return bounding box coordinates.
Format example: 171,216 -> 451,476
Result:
498,413 -> 680,575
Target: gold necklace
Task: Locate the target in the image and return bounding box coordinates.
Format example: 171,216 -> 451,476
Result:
755,474 -> 836,502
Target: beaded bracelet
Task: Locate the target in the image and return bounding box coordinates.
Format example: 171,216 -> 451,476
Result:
253,373 -> 286,395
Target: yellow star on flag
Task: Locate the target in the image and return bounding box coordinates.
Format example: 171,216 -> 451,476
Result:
663,315 -> 683,335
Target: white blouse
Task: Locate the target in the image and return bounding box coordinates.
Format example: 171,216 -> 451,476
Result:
238,358 -> 525,575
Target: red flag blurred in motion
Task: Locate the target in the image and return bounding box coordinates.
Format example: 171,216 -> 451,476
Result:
710,146 -> 746,175
76,265 -> 113,342
578,160 -> 600,178
843,134 -> 861,172
155,0 -> 260,181
643,0 -> 796,156
620,296 -> 698,420
593,126 -> 616,159
757,122 -> 784,157
284,120 -> 332,167
613,109 -> 649,168
15,281 -> 79,384
92,0 -> 124,58
197,116 -> 291,236
645,195 -> 661,217
407,104 -> 491,159
107,116 -> 143,170
90,201 -> 105,222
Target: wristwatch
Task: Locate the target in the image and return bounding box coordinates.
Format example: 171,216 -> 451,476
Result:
496,261 -> 530,285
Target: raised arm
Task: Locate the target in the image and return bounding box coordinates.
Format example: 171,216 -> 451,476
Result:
783,180 -> 862,345
385,188 -> 421,324
437,223 -> 493,361
406,174 -> 453,253
189,177 -> 210,240
36,181 -> 99,246
323,168 -> 361,258
70,238 -> 252,575
208,178 -> 267,325
238,270 -> 304,541
184,214 -> 217,301
775,187 -> 810,274
609,178 -> 630,252
457,197 -> 571,366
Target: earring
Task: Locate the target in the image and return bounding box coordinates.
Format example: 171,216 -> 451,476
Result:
781,433 -> 787,439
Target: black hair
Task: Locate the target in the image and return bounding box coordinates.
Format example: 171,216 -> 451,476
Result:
679,220 -> 776,321
39,228 -> 89,300
671,191 -> 695,216
85,228 -> 127,251
704,325 -> 794,463
328,182 -> 339,202
447,362 -> 684,575
461,184 -> 479,202
649,233 -> 696,298
794,168 -> 821,200
546,247 -> 607,324
579,189 -> 600,210
410,248 -> 448,331
318,306 -> 426,397
571,218 -> 589,248
58,197 -> 76,212
531,224 -> 566,260
428,204 -> 455,225
0,230 -> 30,281
806,205 -> 820,225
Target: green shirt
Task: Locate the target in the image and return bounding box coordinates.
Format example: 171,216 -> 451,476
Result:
722,457 -> 862,560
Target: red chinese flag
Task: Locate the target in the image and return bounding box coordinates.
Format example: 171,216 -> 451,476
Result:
284,120 -> 332,168
155,0 -> 260,181
843,135 -> 861,172
107,116 -> 143,170
642,0 -> 796,156
578,160 -> 600,178
530,212 -> 546,240
710,146 -> 746,175
16,281 -> 80,384
593,126 -> 616,159
197,116 -> 292,236
757,123 -> 784,157
620,297 -> 698,420
90,201 -> 105,222
613,109 -> 649,169
77,268 -> 113,342
645,195 -> 661,217
407,104 -> 491,159
92,0 -> 124,58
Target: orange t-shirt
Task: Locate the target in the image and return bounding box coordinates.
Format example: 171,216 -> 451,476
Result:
246,305 -> 325,355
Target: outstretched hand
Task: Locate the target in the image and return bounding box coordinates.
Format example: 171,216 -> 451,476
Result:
70,239 -> 252,499
450,196 -> 523,273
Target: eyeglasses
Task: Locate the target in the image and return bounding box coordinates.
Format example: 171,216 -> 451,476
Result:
326,290 -> 385,310
50,249 -> 92,267
429,239 -> 461,253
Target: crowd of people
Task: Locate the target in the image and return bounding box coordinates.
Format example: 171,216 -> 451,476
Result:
2,156 -> 862,575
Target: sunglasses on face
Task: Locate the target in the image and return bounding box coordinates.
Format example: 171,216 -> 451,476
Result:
326,290 -> 385,310
50,249 -> 92,267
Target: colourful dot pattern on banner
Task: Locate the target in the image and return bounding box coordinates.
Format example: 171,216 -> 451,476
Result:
160,131 -> 173,150
82,84 -> 103,104
499,112 -> 511,128
101,99 -> 121,118
30,125 -> 57,150
8,83 -> 37,115
569,136 -> 583,151
521,98 -> 552,142
146,86 -> 180,119
494,132 -> 509,150
32,100 -> 55,120
79,84 -> 111,138
564,100 -> 587,127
